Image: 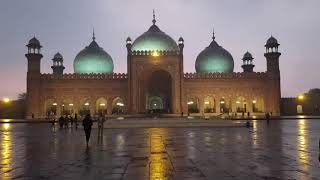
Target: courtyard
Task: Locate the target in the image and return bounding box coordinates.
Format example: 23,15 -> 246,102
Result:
0,119 -> 320,179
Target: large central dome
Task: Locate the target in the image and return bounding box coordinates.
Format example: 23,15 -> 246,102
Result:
74,34 -> 114,74
131,13 -> 178,52
195,31 -> 234,73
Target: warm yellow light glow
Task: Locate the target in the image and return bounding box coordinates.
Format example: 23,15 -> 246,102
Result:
298,95 -> 304,100
204,101 -> 210,105
69,104 -> 74,106
3,123 -> 10,130
236,101 -> 240,104
152,51 -> 159,57
220,101 -> 225,104
187,101 -> 194,105
84,102 -> 90,106
99,103 -> 105,106
116,102 -> 124,107
52,103 -> 58,106
252,100 -> 257,104
62,104 -> 65,107
1,123 -> 11,179
3,98 -> 10,103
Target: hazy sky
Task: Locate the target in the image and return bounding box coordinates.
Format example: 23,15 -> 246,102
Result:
0,0 -> 319,99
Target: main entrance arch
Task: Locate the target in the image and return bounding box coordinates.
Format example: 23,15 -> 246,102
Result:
142,70 -> 172,113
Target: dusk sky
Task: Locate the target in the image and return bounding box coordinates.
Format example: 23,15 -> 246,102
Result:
0,0 -> 319,99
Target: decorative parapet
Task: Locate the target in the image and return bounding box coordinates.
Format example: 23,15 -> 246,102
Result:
184,72 -> 267,79
40,73 -> 128,80
131,50 -> 180,56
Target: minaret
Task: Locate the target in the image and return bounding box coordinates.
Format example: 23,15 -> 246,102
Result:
25,36 -> 43,119
51,52 -> 65,75
241,51 -> 255,72
264,36 -> 281,115
264,36 -> 281,73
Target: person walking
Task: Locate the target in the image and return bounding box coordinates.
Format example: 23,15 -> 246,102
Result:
83,114 -> 93,146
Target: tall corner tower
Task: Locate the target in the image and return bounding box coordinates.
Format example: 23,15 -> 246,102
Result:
25,37 -> 43,119
264,36 -> 281,115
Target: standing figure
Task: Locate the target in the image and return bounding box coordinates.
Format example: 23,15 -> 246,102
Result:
58,116 -> 64,129
266,112 -> 270,125
74,113 -> 78,129
83,114 -> 93,146
97,114 -> 105,143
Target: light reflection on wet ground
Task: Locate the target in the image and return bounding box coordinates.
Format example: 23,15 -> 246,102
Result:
0,120 -> 320,179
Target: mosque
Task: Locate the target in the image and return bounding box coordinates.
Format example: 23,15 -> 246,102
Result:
25,13 -> 281,119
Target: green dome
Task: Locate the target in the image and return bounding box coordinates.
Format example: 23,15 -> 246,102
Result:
132,22 -> 178,51
74,38 -> 114,74
195,33 -> 234,73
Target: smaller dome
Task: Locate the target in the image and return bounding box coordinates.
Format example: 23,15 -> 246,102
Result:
195,30 -> 234,73
27,37 -> 41,47
53,52 -> 63,61
242,51 -> 253,60
265,36 -> 279,47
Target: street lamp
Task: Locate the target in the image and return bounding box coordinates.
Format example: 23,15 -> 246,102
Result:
298,95 -> 304,100
3,98 -> 10,103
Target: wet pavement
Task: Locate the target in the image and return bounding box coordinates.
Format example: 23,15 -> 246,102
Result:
0,120 -> 320,180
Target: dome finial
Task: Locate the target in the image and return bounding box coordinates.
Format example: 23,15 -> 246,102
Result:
152,9 -> 156,25
212,27 -> 215,40
92,28 -> 96,41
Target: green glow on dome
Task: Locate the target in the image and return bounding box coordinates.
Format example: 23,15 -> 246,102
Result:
74,41 -> 114,74
132,25 -> 179,51
195,40 -> 234,73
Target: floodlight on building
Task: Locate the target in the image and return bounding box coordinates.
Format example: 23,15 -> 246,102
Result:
236,101 -> 240,104
204,101 -> 210,105
152,51 -> 159,57
187,101 -> 194,105
84,102 -> 90,106
99,103 -> 105,106
252,100 -> 257,104
69,104 -> 74,106
220,101 -> 225,104
52,103 -> 58,106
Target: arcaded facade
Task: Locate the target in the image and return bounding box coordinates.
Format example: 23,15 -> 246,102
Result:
25,15 -> 281,119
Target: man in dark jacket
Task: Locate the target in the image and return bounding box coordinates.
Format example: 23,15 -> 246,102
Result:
82,114 -> 93,146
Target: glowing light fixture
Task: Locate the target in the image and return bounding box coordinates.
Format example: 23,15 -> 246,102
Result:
99,103 -> 106,106
204,101 -> 210,105
84,102 -> 90,106
252,100 -> 257,104
52,103 -> 58,106
187,101 -> 194,105
236,101 -> 240,104
116,102 -> 124,107
220,101 -> 225,104
69,104 -> 74,106
62,104 -> 65,107
152,51 -> 159,57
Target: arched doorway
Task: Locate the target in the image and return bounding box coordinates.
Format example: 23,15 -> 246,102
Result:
112,97 -> 125,114
96,97 -> 108,115
45,99 -> 57,117
187,97 -> 199,113
145,70 -> 172,113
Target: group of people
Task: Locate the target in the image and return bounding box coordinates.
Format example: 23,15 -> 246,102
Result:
57,114 -> 78,129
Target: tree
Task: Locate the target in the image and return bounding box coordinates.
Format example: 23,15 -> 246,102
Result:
18,93 -> 26,101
